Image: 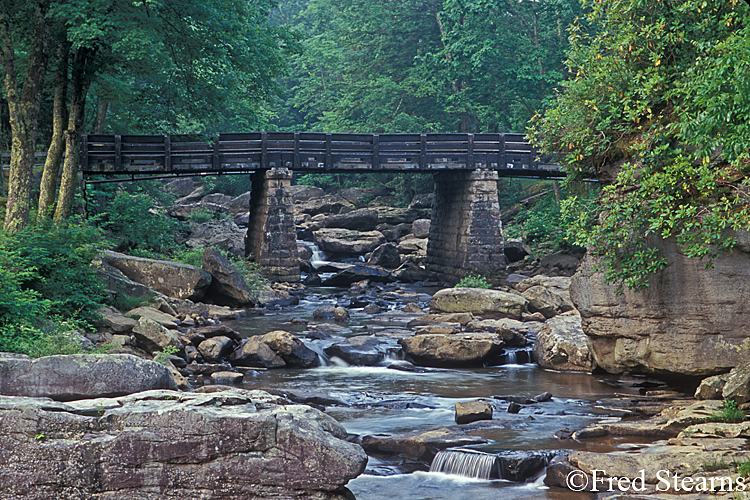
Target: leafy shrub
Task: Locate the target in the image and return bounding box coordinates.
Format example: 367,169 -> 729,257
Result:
735,459 -> 750,478
0,221 -> 107,356
187,208 -> 230,224
100,192 -> 180,253
456,274 -> 491,289
707,400 -> 745,424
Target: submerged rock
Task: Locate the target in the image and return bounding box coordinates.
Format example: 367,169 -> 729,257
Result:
325,336 -> 387,366
0,388 -> 367,499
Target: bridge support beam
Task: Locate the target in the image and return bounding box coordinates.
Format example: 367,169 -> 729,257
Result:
426,169 -> 505,283
246,168 -> 300,282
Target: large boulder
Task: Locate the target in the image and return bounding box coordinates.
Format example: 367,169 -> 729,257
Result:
197,336 -> 235,363
201,247 -> 256,307
324,208 -> 378,231
324,336 -> 387,366
185,219 -> 246,258
229,338 -> 286,368
0,388 -> 367,499
431,288 -> 528,320
102,250 -> 211,301
287,184 -> 325,203
313,228 -> 386,257
258,330 -> 319,368
411,219 -> 431,239
360,426 -> 486,462
515,276 -> 574,319
367,243 -> 401,269
399,333 -> 504,367
296,194 -> 354,216
321,264 -> 393,287
131,317 -> 184,355
0,353 -> 177,400
533,313 -> 596,372
570,235 -> 750,377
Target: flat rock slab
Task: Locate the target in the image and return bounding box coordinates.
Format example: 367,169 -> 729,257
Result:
361,426 -> 487,462
430,288 -> 528,320
0,388 -> 367,499
0,354 -> 177,401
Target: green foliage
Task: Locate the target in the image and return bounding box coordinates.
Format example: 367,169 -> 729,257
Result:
201,175 -> 253,197
171,247 -> 205,268
707,400 -> 746,424
0,221 -> 107,356
531,0 -> 750,291
455,274 -> 491,289
97,191 -> 180,254
154,345 -> 180,365
735,459 -> 750,478
186,208 -> 230,224
702,460 -> 731,472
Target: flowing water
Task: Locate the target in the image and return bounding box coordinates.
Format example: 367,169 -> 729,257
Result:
225,287 -> 657,500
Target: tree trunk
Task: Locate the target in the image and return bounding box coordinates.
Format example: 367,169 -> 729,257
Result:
54,47 -> 94,221
94,98 -> 108,134
38,40 -> 70,220
0,0 -> 52,232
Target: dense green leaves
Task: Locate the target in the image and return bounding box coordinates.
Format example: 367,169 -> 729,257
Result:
533,0 -> 750,291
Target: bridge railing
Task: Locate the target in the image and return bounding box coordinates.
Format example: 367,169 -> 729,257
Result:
82,132 -> 561,176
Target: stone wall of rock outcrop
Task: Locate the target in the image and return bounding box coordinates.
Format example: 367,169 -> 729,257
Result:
570,234 -> 750,377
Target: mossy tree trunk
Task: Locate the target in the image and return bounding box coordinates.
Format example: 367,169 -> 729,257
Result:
37,40 -> 70,220
0,0 -> 52,232
54,47 -> 94,221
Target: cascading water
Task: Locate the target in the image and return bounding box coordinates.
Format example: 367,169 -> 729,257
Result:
429,449 -> 499,480
300,241 -> 328,269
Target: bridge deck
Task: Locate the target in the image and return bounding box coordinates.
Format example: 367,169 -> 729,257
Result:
82,132 -> 563,177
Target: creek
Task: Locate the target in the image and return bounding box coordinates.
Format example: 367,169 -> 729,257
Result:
225,286 -> 656,500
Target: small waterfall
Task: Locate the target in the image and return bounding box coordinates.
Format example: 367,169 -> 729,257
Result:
304,341 -> 330,367
505,350 -> 517,364
503,348 -> 534,365
429,449 -> 499,480
300,241 -> 328,269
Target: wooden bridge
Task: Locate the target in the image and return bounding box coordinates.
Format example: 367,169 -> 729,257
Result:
81,132 -> 561,177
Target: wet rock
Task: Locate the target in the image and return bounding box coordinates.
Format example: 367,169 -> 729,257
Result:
407,313 -> 475,327
367,243 -> 401,269
411,219 -> 431,239
131,317 -> 184,355
363,303 -> 381,314
325,336 -> 387,366
507,402 -> 522,414
334,306 -> 350,322
399,333 -> 504,368
403,303 -> 424,313
102,250 -> 212,301
455,400 -> 493,424
361,427 -> 486,462
321,264 -> 394,287
313,305 -> 336,320
308,323 -> 352,337
431,288 -> 528,320
210,371 -> 243,385
201,247 -> 256,307
533,391 -> 553,403
0,353 -> 177,400
533,312 -> 596,372
498,450 -> 557,482
229,339 -> 286,368
415,323 -> 462,335
0,388 -> 367,499
258,330 -> 319,368
198,336 -> 234,363
185,219 -> 246,258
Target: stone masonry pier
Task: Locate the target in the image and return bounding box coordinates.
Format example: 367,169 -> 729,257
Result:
246,169 -> 300,282
426,169 -> 505,283
245,167 -> 505,283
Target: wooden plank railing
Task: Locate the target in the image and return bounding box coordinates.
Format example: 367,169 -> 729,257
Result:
81,132 -> 563,177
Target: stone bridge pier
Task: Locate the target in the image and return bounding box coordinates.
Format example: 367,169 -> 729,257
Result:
425,169 -> 505,283
245,168 -> 505,284
246,168 -> 300,282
